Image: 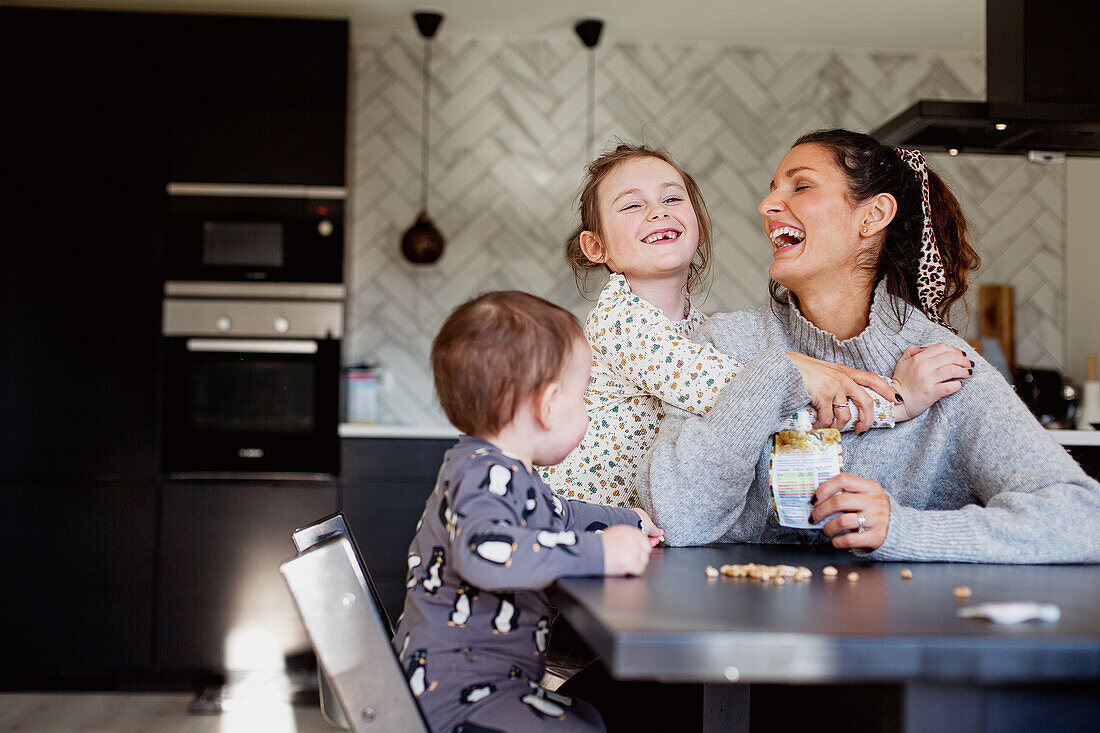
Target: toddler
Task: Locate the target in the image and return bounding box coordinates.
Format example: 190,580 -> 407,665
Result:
543,143 -> 971,507
394,290 -> 662,733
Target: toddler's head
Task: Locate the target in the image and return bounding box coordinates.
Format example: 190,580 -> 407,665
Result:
566,142 -> 713,295
432,291 -> 590,464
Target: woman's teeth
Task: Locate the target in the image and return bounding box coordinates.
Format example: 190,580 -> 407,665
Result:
643,231 -> 680,244
769,226 -> 805,249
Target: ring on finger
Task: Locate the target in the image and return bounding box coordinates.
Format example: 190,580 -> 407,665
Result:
857,511 -> 867,533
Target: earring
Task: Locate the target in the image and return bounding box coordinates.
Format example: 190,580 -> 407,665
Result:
862,227 -> 868,233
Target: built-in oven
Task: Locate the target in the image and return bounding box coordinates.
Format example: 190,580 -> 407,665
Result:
167,182 -> 345,283
161,283 -> 344,476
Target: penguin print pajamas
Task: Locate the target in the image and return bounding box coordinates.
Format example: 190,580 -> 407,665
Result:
394,436 -> 640,732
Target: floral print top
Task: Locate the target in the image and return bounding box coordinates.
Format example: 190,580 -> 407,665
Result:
540,274 -> 895,508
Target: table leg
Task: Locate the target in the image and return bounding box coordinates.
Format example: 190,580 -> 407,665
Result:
702,683 -> 749,733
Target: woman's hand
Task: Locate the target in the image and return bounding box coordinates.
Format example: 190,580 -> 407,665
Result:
810,472 -> 891,550
633,507 -> 665,547
892,344 -> 972,421
785,352 -> 897,434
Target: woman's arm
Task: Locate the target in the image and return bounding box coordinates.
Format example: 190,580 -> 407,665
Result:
594,295 -> 897,433
830,364 -> 1100,563
635,345 -> 810,546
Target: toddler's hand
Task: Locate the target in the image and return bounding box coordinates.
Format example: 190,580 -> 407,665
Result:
601,525 -> 652,576
892,343 -> 972,421
632,507 -> 665,547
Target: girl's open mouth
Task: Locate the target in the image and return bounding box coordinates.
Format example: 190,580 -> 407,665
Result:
642,229 -> 681,244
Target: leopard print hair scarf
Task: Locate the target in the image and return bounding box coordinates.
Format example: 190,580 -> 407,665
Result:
893,147 -> 954,333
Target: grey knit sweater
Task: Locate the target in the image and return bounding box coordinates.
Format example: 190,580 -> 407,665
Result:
636,283 -> 1100,562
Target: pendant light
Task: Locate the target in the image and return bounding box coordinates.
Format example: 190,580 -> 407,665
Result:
402,11 -> 445,264
574,19 -> 604,159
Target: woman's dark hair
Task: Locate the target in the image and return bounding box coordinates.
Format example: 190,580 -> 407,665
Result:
770,129 -> 980,327
566,142 -> 713,297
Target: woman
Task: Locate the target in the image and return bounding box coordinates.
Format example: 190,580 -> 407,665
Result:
635,129 -> 1100,562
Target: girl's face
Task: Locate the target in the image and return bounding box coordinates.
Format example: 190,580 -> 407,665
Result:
584,156 -> 701,284
759,143 -> 873,294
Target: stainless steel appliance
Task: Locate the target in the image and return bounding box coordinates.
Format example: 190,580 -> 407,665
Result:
167,183 -> 345,283
161,282 -> 344,475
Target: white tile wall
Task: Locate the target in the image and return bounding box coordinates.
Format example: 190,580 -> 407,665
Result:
346,32 -> 1065,425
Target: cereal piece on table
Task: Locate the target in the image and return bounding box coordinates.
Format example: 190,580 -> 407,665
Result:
953,585 -> 973,600
774,577 -> 786,585
795,567 -> 813,581
822,565 -> 839,577
846,571 -> 860,582
705,565 -> 719,578
900,569 -> 913,580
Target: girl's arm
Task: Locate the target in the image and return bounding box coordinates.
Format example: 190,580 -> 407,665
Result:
592,295 -> 896,432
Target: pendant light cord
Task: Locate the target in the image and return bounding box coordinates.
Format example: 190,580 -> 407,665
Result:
586,49 -> 595,159
421,37 -> 432,213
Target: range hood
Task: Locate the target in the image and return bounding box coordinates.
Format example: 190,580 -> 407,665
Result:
871,0 -> 1100,158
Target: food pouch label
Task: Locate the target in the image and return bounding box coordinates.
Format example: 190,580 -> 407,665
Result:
769,428 -> 842,529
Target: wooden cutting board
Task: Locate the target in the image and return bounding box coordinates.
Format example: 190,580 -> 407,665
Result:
978,284 -> 1015,372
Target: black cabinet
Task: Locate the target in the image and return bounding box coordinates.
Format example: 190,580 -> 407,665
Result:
0,285 -> 161,484
2,9 -> 169,288
339,438 -> 455,622
0,482 -> 157,682
157,480 -> 337,673
166,14 -> 347,185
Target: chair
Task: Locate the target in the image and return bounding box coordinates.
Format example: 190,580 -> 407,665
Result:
292,513 -> 394,634
292,513 -> 398,729
281,535 -> 429,733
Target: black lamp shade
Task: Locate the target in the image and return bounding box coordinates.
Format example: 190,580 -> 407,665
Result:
401,211 -> 445,264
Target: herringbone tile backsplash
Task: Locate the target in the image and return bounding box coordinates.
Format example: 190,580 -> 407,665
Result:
346,33 -> 1065,425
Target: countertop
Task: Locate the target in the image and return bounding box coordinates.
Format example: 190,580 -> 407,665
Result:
339,423 -> 1100,446
339,423 -> 460,439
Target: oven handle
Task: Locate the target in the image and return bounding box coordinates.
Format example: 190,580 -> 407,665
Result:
185,338 -> 319,354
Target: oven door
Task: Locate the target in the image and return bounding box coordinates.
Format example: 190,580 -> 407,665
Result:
162,337 -> 339,475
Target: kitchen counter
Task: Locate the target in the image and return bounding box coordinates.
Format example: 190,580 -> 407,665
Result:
1047,429 -> 1100,446
338,422 -> 460,440
339,424 -> 1100,444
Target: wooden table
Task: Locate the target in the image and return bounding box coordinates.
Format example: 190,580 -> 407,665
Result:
551,544 -> 1100,732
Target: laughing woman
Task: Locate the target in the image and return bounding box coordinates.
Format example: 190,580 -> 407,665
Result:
636,129 -> 1100,562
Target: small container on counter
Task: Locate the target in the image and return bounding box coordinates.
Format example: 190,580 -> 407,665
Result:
344,364 -> 380,423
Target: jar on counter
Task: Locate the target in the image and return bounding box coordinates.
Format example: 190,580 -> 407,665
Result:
345,365 -> 380,423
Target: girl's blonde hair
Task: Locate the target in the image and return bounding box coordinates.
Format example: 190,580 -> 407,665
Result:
566,142 -> 713,296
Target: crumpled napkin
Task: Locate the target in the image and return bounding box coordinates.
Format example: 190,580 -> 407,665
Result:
957,602 -> 1061,624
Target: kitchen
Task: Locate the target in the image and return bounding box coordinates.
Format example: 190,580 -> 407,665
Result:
2,0 -> 1098,731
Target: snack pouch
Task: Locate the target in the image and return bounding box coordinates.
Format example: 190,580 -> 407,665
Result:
769,416 -> 842,529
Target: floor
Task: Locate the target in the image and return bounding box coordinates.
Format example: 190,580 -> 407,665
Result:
0,671 -> 568,732
0,692 -> 334,733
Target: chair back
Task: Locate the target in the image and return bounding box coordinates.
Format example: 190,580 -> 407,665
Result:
281,536 -> 429,733
292,512 -> 394,634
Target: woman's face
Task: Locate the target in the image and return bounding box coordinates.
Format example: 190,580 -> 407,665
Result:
758,143 -> 871,294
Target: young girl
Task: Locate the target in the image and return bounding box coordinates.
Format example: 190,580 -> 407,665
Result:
395,290 -> 663,733
542,143 -> 971,508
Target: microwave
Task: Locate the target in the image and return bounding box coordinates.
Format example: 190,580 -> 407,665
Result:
166,182 -> 345,283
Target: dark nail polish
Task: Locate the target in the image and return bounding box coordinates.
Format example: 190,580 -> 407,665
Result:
808,514 -> 815,523
970,360 -> 975,367
809,494 -> 817,505
962,351 -> 967,356
895,392 -> 904,403
968,368 -> 973,375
